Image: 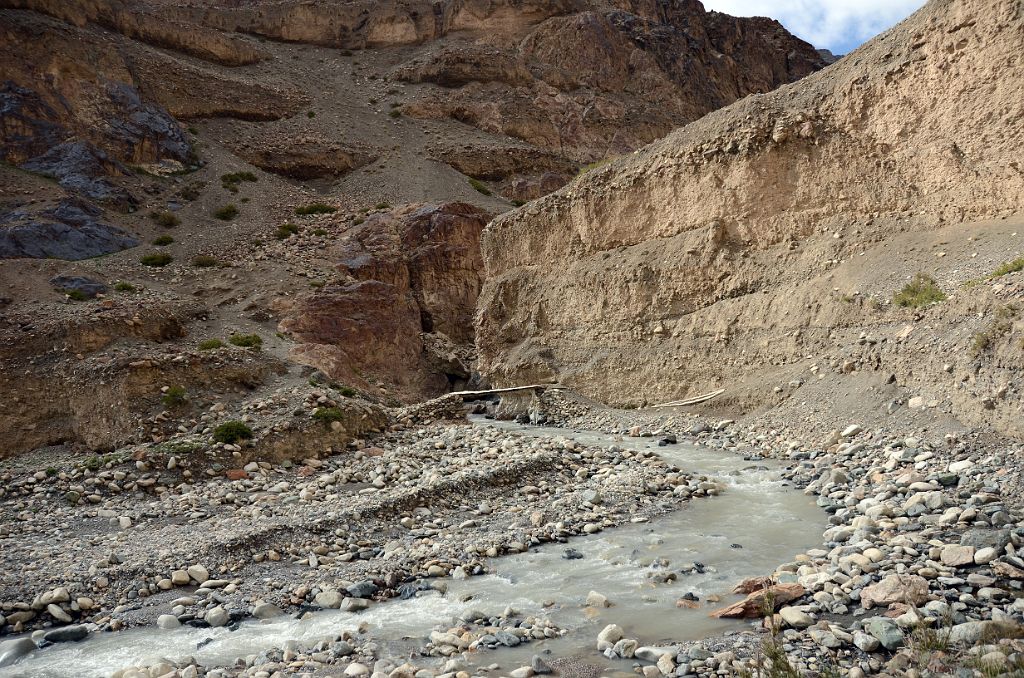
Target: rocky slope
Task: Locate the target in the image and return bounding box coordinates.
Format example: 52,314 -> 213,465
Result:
477,0 -> 1024,434
0,0 -> 828,408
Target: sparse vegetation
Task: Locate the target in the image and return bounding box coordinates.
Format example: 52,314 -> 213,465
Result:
295,203 -> 337,216
577,157 -> 617,177
468,178 -> 491,196
333,385 -> 357,397
113,281 -> 136,292
212,420 -> 253,444
161,385 -> 187,408
150,210 -> 180,228
307,111 -> 316,118
893,273 -> 946,307
353,217 -> 365,225
64,289 -> 89,301
221,171 -> 257,193
375,202 -> 390,210
153,235 -> 174,246
971,305 -> 1017,357
275,223 -> 300,240
312,228 -> 328,236
991,256 -> 1024,278
388,109 -> 401,118
229,333 -> 263,348
192,255 -> 219,268
213,204 -> 239,221
155,439 -> 206,455
198,338 -> 225,350
140,252 -> 173,267
313,407 -> 346,425
177,181 -> 205,201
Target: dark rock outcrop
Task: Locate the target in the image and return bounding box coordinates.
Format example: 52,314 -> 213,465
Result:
0,199 -> 137,260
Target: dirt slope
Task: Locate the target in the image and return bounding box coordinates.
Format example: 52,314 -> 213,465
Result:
476,0 -> 1024,436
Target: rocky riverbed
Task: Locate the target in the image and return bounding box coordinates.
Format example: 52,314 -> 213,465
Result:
0,405 -> 708,675
2,393 -> 1024,677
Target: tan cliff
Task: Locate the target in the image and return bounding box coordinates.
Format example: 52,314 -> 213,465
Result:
476,0 -> 1024,434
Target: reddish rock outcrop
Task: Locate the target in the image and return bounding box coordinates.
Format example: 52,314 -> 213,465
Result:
281,203 -> 489,400
710,583 -> 805,619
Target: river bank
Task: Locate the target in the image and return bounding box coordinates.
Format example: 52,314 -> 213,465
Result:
3,395 -> 1024,677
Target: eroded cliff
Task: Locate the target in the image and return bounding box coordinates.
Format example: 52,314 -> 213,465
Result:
477,0 -> 1024,434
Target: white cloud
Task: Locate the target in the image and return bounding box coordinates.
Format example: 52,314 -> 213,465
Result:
700,0 -> 925,53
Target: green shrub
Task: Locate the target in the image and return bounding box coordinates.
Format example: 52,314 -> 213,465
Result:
970,306 -> 1017,357
155,439 -> 206,455
198,338 -> 225,350
991,256 -> 1024,279
45,467 -> 58,477
388,109 -> 401,118
150,210 -> 180,228
153,235 -> 174,246
295,203 -> 337,216
192,255 -> 219,268
275,223 -> 301,240
893,274 -> 946,308
307,111 -> 316,118
312,228 -> 328,236
353,217 -> 365,225
375,202 -> 390,210
212,420 -> 253,444
161,385 -> 187,408
141,252 -> 173,267
313,407 -> 346,425
577,158 -> 616,177
113,281 -> 136,292
177,181 -> 204,201
214,204 -> 239,221
221,171 -> 257,193
468,178 -> 491,196
511,199 -> 525,207
333,385 -> 357,397
229,333 -> 263,348
65,289 -> 89,301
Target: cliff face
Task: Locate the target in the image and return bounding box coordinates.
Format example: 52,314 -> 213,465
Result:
476,0 -> 1024,430
0,0 -> 827,211
399,0 -> 826,162
280,203 -> 489,400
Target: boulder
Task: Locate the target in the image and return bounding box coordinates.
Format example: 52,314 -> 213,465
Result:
860,575 -> 930,609
710,583 -> 805,618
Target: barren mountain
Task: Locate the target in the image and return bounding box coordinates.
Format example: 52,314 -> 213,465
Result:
0,0 -> 827,437
477,0 -> 1024,436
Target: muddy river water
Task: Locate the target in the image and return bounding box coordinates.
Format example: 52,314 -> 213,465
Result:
1,420 -> 826,677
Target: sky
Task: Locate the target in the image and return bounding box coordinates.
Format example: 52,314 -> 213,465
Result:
701,0 -> 926,54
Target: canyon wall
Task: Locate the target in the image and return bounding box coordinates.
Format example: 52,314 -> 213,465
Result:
477,0 -> 1024,425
